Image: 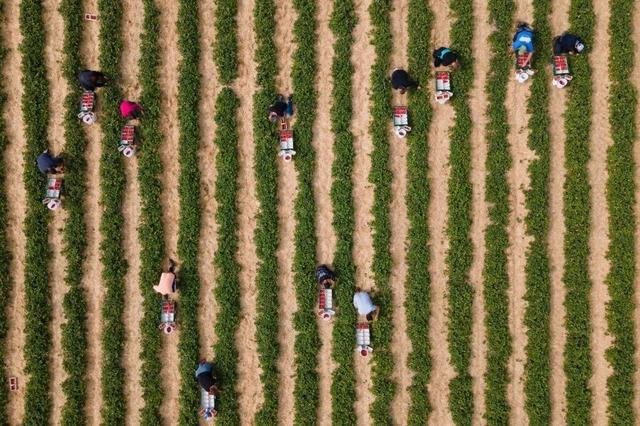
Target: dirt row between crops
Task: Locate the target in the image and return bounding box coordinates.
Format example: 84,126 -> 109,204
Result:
313,0 -> 336,424
197,0 -> 220,363
119,0 -> 145,423
468,0 -> 491,422
233,0 -> 262,421
548,0 -> 569,422
388,0 -> 411,424
274,1 -> 298,423
3,0 -> 27,422
157,0 -> 181,422
42,0 -> 68,422
350,0 -> 375,423
79,0 -> 104,422
589,0 -> 614,423
426,0 -> 454,423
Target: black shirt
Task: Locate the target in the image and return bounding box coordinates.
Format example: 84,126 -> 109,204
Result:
553,33 -> 583,55
269,101 -> 287,117
433,48 -> 459,66
197,372 -> 218,391
77,70 -> 107,91
391,69 -> 417,90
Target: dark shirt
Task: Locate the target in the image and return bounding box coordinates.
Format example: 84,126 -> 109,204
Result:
433,47 -> 459,67
269,101 -> 287,117
36,152 -> 62,174
553,33 -> 583,55
315,265 -> 335,285
197,372 -> 218,392
77,70 -> 107,91
391,69 -> 417,90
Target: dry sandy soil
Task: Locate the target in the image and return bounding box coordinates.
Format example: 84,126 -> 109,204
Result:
1,0 -> 636,424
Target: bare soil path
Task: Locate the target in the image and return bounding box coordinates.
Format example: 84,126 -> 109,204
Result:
120,0 -> 144,423
274,1 -> 298,423
3,0 -> 27,422
350,0 -> 376,423
388,1 -> 411,423
313,0 -> 336,424
197,0 -> 219,361
588,1 -> 613,423
79,0 -> 104,422
506,1 -> 534,423
632,1 -> 640,418
43,0 -> 68,422
548,0 -> 570,422
426,0 -> 454,423
156,0 -> 181,422
233,0 -> 262,421
468,0 -> 491,422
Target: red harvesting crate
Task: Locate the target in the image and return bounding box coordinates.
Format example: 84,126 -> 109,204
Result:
48,179 -> 62,190
121,125 -> 135,142
516,54 -> 530,68
9,377 -> 17,391
81,92 -> 95,110
435,72 -> 450,82
162,301 -> 175,314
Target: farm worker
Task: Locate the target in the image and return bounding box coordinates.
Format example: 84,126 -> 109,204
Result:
153,259 -> 177,295
391,68 -> 418,94
77,70 -> 109,91
553,32 -> 585,55
285,95 -> 294,118
512,23 -> 534,67
433,47 -> 460,70
315,264 -> 336,288
36,149 -> 64,174
120,100 -> 143,119
195,361 -> 220,395
268,95 -> 288,123
353,288 -> 380,322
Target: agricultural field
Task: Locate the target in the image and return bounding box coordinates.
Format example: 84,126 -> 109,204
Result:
0,0 -> 640,424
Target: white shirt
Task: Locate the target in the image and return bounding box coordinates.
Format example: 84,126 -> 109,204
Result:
353,292 -> 376,315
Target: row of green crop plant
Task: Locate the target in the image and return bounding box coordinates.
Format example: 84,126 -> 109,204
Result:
136,0 -> 166,423
404,0 -> 432,423
329,0 -> 358,423
210,0 -> 242,424
58,0 -> 89,423
563,0 -> 595,423
290,0 -> 321,422
605,0 -> 637,423
97,0 -> 128,423
210,88 -> 241,425
19,0 -> 52,423
252,0 -> 281,424
523,0 -> 552,423
175,0 -> 203,423
482,0 -> 514,424
446,0 -> 475,423
0,2 -> 14,421
367,0 -> 394,423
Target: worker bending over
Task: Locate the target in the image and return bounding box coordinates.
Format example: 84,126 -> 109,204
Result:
433,47 -> 461,70
36,150 -> 64,174
77,70 -> 109,91
353,287 -> 379,322
195,361 -> 220,395
315,264 -> 336,288
512,23 -> 535,67
268,95 -> 293,123
553,32 -> 585,55
390,68 -> 418,94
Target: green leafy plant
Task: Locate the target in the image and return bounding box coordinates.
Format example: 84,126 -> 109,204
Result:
605,0 -> 637,423
482,1 -> 514,424
563,0 -> 595,423
329,0 -> 357,423
175,0 -> 203,423
97,0 -> 128,423
213,0 -> 238,85
58,0 -> 89,423
446,0 -> 475,423
290,0 -> 321,423
405,0 -> 433,423
523,0 -> 552,423
19,0 -> 52,423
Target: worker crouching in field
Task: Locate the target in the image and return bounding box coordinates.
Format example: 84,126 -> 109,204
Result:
433,47 -> 461,70
36,149 -> 64,174
77,69 -> 109,91
512,23 -> 535,67
353,287 -> 380,322
390,68 -> 419,94
268,94 -> 294,123
553,32 -> 586,55
120,100 -> 144,119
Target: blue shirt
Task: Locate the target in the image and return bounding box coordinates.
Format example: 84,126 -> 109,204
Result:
512,30 -> 534,52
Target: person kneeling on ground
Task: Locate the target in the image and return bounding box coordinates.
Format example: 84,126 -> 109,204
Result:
120,100 -> 143,119
153,259 -> 177,295
353,287 -> 379,322
390,68 -> 419,94
512,23 -> 535,67
432,47 -> 461,70
36,149 -> 64,174
553,32 -> 585,55
77,70 -> 109,91
195,361 -> 220,396
316,264 -> 336,289
268,94 -> 294,123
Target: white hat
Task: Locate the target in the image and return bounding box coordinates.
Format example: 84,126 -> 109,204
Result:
575,42 -> 585,52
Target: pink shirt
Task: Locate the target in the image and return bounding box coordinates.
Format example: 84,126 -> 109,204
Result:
119,100 -> 139,118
